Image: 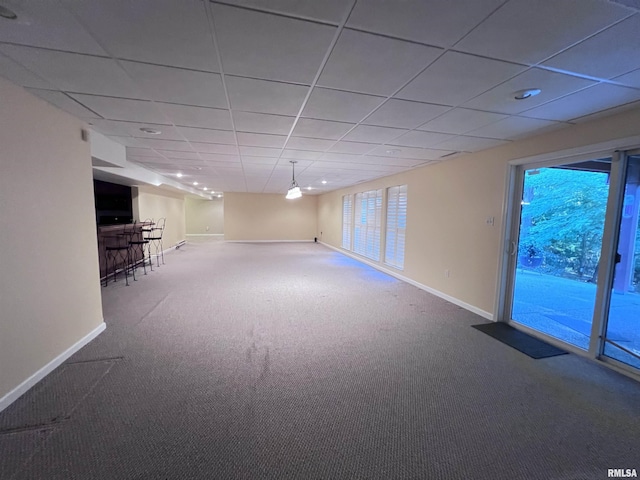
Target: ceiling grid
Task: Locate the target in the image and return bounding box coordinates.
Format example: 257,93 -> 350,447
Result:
1,0 -> 639,194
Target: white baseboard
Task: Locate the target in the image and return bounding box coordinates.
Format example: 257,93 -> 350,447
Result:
225,239 -> 315,243
0,321 -> 106,413
320,242 -> 493,321
185,234 -> 224,237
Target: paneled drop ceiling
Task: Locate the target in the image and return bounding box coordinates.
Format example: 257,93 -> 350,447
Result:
2,0 -> 640,195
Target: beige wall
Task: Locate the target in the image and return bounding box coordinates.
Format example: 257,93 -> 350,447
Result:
185,196 -> 224,235
319,107 -> 640,317
133,186 -> 186,249
0,78 -> 104,401
224,192 -> 318,241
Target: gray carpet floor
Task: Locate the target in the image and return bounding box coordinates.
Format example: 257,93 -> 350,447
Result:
2,240 -> 640,479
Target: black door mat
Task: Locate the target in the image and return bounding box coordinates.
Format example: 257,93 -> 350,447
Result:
472,322 -> 569,359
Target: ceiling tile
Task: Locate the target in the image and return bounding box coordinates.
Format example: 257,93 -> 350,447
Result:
156,151 -> 201,161
239,146 -> 282,157
328,141 -> 378,155
0,45 -> 144,98
226,76 -> 309,115
243,163 -> 277,173
362,99 -> 451,129
90,120 -> 179,139
0,52 -> 52,89
241,156 -> 279,165
397,52 -> 525,106
390,130 -> 456,148
0,1 -> 108,55
462,67 -> 595,114
233,112 -> 296,135
220,0 -> 349,23
190,142 -> 239,155
467,116 -> 563,139
106,136 -> 147,148
614,68 -> 640,88
199,153 -> 241,163
70,95 -> 164,123
360,155 -> 427,167
307,160 -> 406,172
347,0 -> 506,47
177,127 -> 236,144
286,137 -> 335,151
120,61 -> 227,108
128,154 -> 169,164
279,158 -> 315,170
139,139 -> 194,151
281,149 -> 324,160
127,155 -> 174,169
27,89 -> 101,119
434,135 -> 509,152
342,125 -> 408,144
455,0 -> 631,64
542,15 -> 640,79
237,132 -> 287,148
157,103 -> 233,130
318,29 -> 443,96
368,145 -> 454,160
292,118 -> 355,140
212,4 -> 336,84
302,88 -> 385,122
417,108 -> 508,134
64,0 -> 219,71
320,153 -> 370,164
522,83 -> 640,121
126,147 -> 157,157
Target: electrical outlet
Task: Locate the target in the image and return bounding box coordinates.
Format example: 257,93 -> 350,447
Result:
486,216 -> 495,226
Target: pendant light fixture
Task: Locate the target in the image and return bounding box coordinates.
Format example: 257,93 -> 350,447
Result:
286,160 -> 302,200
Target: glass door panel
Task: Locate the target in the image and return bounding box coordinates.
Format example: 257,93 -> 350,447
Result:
511,159 -> 611,349
603,155 -> 640,368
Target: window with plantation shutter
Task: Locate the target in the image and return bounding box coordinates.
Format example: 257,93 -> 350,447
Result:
342,194 -> 353,250
385,185 -> 407,269
353,189 -> 382,261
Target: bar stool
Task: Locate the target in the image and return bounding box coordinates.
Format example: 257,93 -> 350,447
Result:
127,220 -> 152,276
103,225 -> 134,286
145,217 -> 166,267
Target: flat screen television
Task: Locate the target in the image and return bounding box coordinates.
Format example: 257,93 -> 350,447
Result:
94,179 -> 133,225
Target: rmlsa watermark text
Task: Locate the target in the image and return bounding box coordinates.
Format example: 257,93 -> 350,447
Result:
608,469 -> 638,478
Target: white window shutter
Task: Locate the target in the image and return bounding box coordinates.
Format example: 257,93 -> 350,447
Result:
342,194 -> 353,250
353,189 -> 382,261
385,185 -> 407,269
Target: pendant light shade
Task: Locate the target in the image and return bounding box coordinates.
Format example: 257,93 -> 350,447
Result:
286,160 -> 302,199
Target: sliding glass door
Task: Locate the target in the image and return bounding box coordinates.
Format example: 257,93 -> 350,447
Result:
602,153 -> 640,369
503,149 -> 640,376
510,159 -> 611,350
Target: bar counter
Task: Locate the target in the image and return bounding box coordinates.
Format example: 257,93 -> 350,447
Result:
97,222 -> 151,279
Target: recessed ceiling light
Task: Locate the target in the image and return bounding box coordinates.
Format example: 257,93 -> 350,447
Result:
0,5 -> 18,19
176,173 -> 183,178
203,187 -> 207,190
139,127 -> 162,135
193,181 -> 198,186
321,180 -> 327,184
514,88 -> 542,100
217,194 -> 222,198
307,186 -> 312,190
385,148 -> 401,155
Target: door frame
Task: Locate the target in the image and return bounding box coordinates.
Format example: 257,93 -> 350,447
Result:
495,141 -> 640,380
